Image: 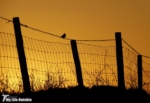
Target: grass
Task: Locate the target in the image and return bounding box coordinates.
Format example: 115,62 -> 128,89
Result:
0,67 -> 150,102
0,86 -> 150,102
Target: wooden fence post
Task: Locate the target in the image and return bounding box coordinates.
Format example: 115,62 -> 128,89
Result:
70,40 -> 84,87
137,55 -> 142,90
13,17 -> 31,93
115,32 -> 125,90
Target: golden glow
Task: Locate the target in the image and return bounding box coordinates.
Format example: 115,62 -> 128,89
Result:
0,0 -> 150,94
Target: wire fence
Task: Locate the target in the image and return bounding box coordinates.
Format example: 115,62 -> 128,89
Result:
77,42 -> 118,87
1,31 -> 150,94
0,16 -> 150,94
0,32 -> 117,93
122,47 -> 138,89
142,61 -> 150,94
0,32 -> 78,93
0,32 -> 22,93
23,35 -> 78,90
122,40 -> 150,94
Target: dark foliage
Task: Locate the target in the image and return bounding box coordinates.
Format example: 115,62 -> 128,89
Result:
0,86 -> 150,103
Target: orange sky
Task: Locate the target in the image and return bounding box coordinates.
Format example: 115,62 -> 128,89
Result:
0,0 -> 150,93
0,0 -> 150,56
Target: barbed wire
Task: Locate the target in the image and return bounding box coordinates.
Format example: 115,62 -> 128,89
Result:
0,15 -> 149,55
1,30 -> 150,59
0,31 -> 150,94
122,38 -> 150,58
122,39 -> 140,55
0,16 -> 13,23
0,16 -> 115,42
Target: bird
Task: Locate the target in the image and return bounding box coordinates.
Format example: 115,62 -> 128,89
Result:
61,33 -> 66,39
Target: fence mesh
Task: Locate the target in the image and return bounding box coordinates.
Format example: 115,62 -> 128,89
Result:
0,32 -> 23,93
0,32 -> 78,93
77,42 -> 118,87
0,32 -> 150,94
142,61 -> 150,94
23,36 -> 78,91
122,47 -> 138,89
122,39 -> 150,94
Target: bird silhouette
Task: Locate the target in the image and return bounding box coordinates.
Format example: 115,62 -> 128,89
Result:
61,33 -> 66,39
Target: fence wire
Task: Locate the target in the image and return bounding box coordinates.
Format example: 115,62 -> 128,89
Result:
23,36 -> 78,91
122,39 -> 150,94
0,32 -> 23,93
0,16 -> 115,42
142,61 -> 150,94
0,32 -> 78,93
0,16 -> 150,94
0,32 -> 150,94
76,42 -> 118,87
122,47 -> 138,89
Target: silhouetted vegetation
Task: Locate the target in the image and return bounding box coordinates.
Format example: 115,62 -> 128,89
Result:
0,86 -> 150,102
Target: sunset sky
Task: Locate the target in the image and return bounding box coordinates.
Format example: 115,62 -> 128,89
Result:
0,0 -> 150,56
0,0 -> 150,93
